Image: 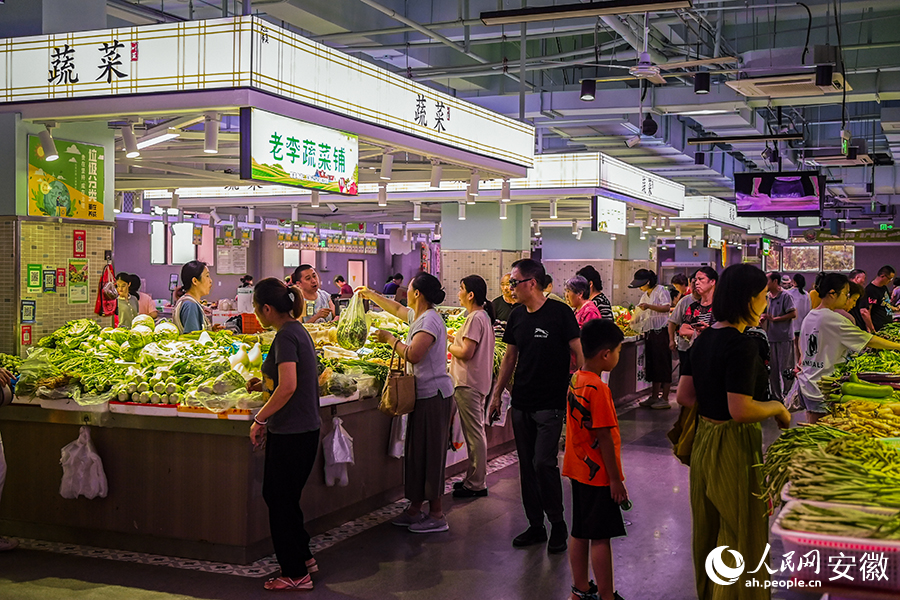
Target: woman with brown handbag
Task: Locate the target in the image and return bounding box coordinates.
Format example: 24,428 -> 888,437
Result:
358,273 -> 455,534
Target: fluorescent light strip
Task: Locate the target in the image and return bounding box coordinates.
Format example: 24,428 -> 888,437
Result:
136,129 -> 180,149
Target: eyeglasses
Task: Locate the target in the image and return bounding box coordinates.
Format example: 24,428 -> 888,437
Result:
508,277 -> 534,289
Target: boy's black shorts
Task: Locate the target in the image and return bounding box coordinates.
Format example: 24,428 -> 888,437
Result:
570,480 -> 627,540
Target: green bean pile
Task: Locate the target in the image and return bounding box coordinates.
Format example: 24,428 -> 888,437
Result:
781,502 -> 900,540
789,447 -> 900,508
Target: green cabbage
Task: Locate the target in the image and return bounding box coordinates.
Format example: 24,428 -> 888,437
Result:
131,314 -> 156,330
154,321 -> 178,340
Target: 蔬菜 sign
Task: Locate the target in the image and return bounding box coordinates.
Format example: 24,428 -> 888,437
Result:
27,136 -> 105,220
599,154 -> 684,210
678,196 -> 739,225
241,108 -> 358,195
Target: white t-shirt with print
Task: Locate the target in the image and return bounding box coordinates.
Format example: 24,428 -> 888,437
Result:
798,308 -> 872,401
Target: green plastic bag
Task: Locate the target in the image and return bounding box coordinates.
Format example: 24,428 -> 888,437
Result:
336,293 -> 369,351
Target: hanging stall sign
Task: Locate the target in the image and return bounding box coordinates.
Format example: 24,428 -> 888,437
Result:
810,229 -> 900,243
56,268 -> 66,288
21,300 -> 36,324
678,196 -> 740,225
599,154 -> 684,210
735,216 -> 789,240
26,264 -> 42,293
241,108 -> 359,195
590,195 -> 627,236
0,17 -> 532,169
28,137 -> 105,220
67,259 -> 89,304
73,230 -> 86,257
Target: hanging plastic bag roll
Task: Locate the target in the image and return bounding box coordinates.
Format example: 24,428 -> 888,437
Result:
323,417 -> 354,487
59,426 -> 108,500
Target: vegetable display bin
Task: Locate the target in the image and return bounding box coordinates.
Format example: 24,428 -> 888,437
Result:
772,500 -> 900,592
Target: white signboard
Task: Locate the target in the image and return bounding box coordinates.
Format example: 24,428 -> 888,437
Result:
706,224 -> 723,249
680,196 -> 739,224
591,195 -> 627,236
0,17 -> 533,169
599,154 -> 685,210
736,216 -> 790,240
242,108 -> 359,195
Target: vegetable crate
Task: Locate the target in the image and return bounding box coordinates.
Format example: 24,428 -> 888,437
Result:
772,500 -> 900,592
241,313 -> 264,334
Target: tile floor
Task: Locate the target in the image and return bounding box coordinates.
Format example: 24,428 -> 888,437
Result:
0,400 -> 830,600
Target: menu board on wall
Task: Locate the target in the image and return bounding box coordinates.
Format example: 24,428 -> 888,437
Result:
216,239 -> 248,275
27,136 -> 105,220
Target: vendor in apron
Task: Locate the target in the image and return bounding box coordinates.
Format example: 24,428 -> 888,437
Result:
174,260 -> 213,334
292,264 -> 335,324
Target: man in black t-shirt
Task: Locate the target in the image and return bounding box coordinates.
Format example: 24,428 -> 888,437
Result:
491,273 -> 517,322
861,265 -> 898,333
848,269 -> 867,330
489,259 -> 583,555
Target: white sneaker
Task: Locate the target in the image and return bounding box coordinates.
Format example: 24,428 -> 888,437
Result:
639,396 -> 658,408
409,515 -> 449,533
0,538 -> 18,552
391,511 -> 426,527
650,398 -> 672,410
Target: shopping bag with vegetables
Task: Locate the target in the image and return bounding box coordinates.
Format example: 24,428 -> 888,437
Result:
336,293 -> 369,351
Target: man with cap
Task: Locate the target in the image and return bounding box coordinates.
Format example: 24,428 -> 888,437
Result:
781,274 -> 793,290
630,269 -> 673,409
763,271 -> 796,403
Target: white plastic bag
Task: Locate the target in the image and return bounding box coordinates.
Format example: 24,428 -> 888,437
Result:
490,389 -> 512,428
388,414 -> 407,459
323,417 -> 354,487
59,426 -> 108,500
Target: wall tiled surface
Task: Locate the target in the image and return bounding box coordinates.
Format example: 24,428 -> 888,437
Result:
16,221 -> 114,355
440,250 -> 529,301
613,259 -> 653,307
542,259 -> 614,303
0,219 -> 17,354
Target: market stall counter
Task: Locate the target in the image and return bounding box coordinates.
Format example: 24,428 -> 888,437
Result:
0,396 -> 514,564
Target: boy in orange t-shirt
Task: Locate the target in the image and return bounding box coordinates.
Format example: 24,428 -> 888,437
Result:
563,319 -> 627,600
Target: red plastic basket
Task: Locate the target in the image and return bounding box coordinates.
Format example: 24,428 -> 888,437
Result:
241,313 -> 264,334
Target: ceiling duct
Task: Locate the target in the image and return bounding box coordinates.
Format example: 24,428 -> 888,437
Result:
805,139 -> 873,167
725,46 -> 850,99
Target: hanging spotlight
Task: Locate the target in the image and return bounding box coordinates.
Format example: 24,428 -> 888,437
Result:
656,217 -> 663,231
413,202 -> 421,221
128,220 -> 134,234
501,178 -> 511,203
627,207 -> 636,226
291,205 -> 299,222
114,192 -> 123,214
311,191 -> 320,208
550,199 -> 558,219
429,160 -> 442,189
132,190 -> 143,213
572,220 -> 579,235
533,221 -> 541,236
210,207 -> 221,223
575,228 -> 583,241
248,206 -> 255,224
435,222 -> 442,238
169,189 -> 179,209
380,151 -> 394,180
664,217 -> 671,232
688,236 -> 694,249
580,79 -> 596,102
644,215 -> 653,230
38,126 -> 59,161
458,202 -> 466,221
695,152 -> 705,165
815,63 -> 834,88
122,124 -> 140,158
675,226 -> 682,240
641,113 -> 658,137
378,185 -> 387,207
610,233 -> 617,241
693,71 -> 710,95
204,113 -> 220,154
640,229 -> 647,240
469,170 -> 480,196
499,202 -> 508,220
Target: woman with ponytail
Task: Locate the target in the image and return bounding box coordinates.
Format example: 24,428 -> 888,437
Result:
448,275 -> 496,498
358,273 -> 455,533
246,278 -> 322,591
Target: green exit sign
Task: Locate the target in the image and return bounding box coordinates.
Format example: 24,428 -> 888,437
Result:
880,223 -> 894,231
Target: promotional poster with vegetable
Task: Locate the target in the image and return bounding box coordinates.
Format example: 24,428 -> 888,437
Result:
27,135 -> 105,220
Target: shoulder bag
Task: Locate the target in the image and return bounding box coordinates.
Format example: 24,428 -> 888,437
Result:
378,347 -> 417,416
667,402 -> 699,466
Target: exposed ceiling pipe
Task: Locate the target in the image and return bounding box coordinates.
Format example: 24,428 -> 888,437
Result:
600,15 -> 669,66
412,55 -> 639,82
313,18 -> 484,42
353,0 -> 530,88
106,0 -> 185,23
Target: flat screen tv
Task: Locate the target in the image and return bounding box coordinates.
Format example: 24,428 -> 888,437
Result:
735,171 -> 824,216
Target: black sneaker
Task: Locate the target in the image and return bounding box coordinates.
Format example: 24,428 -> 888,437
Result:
452,481 -> 465,491
512,525 -> 547,547
547,521 -> 568,554
452,486 -> 488,498
614,592 -> 625,600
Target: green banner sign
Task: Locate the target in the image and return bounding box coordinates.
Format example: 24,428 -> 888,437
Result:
807,229 -> 900,243
27,135 -> 105,220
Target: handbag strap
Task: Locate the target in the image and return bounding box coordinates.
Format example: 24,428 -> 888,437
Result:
388,346 -> 404,374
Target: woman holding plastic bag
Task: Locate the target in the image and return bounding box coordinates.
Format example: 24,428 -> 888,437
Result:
358,273 -> 455,534
245,278 -> 321,591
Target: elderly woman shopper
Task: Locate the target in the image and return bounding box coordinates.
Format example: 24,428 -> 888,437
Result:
630,269 -> 673,410
359,273 -> 455,533
565,276 -> 602,328
677,264 -> 792,598
576,266 -> 614,321
448,275 -> 496,499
